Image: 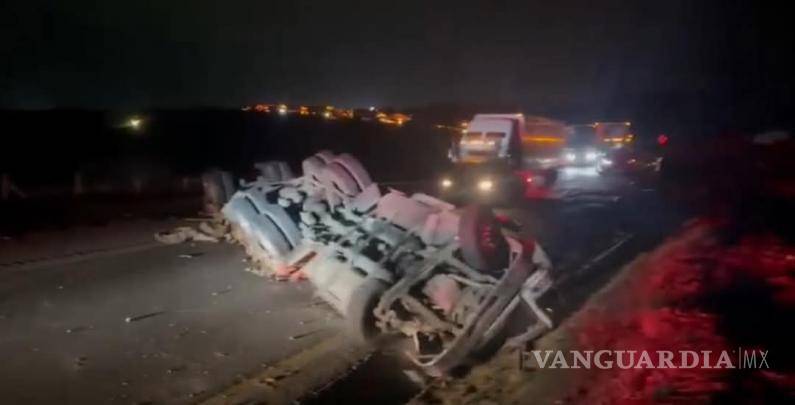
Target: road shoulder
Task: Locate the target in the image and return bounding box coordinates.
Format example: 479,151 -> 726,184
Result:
199,333 -> 371,404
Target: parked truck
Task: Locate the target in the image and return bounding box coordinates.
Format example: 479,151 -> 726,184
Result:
442,114 -> 566,202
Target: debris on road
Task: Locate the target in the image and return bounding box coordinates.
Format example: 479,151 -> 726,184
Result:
211,286 -> 233,296
289,329 -> 324,341
199,220 -> 229,239
154,221 -> 228,245
177,252 -> 203,259
74,356 -> 88,368
166,365 -> 186,374
124,311 -> 166,323
65,325 -> 89,334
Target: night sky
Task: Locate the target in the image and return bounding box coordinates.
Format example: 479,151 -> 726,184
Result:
1,1 -> 792,124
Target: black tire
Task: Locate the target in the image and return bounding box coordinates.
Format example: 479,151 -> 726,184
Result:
255,202 -> 302,250
458,205 -> 510,272
227,194 -> 300,260
326,162 -> 361,195
346,278 -> 389,343
314,150 -> 335,163
202,169 -> 236,212
332,153 -> 372,191
302,154 -> 330,181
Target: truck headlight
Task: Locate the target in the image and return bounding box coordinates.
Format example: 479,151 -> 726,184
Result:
477,179 -> 493,192
585,151 -> 598,161
441,178 -> 453,188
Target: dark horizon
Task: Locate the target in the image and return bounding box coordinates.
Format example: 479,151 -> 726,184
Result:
2,1 -> 793,130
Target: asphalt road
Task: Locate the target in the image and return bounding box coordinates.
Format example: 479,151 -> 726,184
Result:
506,167 -> 676,272
0,165 -> 680,405
0,241 -> 344,404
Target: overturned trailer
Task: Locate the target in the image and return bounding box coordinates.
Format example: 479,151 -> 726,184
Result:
221,151 -> 555,375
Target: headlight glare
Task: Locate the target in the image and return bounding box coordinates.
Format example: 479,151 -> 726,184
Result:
477,179 -> 494,192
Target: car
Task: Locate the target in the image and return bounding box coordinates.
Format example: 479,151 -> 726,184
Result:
222,152 -> 556,375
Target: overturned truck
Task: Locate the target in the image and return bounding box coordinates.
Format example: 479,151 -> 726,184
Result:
221,151 -> 555,375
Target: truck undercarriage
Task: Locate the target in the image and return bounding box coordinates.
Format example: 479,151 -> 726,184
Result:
221,151 -> 555,375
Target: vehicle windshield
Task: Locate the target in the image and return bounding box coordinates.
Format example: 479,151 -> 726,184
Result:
598,124 -> 631,138
567,126 -> 598,147
485,132 -> 505,142
463,131 -> 483,141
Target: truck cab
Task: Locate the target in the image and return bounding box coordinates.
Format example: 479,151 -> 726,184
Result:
456,114 -> 524,166
443,114 -> 566,203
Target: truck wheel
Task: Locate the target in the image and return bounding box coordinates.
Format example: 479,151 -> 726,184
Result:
346,278 -> 389,343
322,163 -> 362,197
458,206 -> 510,272
202,169 -> 236,213
302,156 -> 325,181
314,150 -> 335,163
254,161 -> 293,182
249,215 -> 294,259
302,151 -> 335,181
230,196 -> 302,260
332,154 -> 372,191
255,203 -> 302,250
